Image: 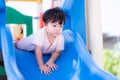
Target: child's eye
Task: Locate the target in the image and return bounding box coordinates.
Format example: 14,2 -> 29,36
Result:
53,25 -> 56,27
60,26 -> 63,28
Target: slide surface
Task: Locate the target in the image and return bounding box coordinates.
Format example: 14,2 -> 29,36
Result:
0,0 -> 118,80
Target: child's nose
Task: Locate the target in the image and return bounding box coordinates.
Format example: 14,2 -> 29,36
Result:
55,26 -> 61,30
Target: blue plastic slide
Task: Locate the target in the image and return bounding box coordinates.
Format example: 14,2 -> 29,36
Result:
0,0 -> 118,80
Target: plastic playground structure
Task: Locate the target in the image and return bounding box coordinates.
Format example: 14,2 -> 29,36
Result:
0,0 -> 118,80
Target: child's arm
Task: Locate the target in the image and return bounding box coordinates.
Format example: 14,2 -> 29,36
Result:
35,45 -> 44,66
35,45 -> 51,75
45,50 -> 60,70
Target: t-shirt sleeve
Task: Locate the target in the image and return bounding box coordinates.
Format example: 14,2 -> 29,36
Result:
32,30 -> 43,47
56,35 -> 64,51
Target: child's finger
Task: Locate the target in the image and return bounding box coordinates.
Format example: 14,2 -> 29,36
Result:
40,70 -> 43,74
45,69 -> 51,75
55,64 -> 58,68
51,65 -> 58,71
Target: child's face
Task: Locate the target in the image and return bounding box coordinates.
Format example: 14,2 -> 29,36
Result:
46,21 -> 63,37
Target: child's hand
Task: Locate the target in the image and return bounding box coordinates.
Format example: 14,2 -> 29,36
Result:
45,62 -> 58,71
39,65 -> 51,75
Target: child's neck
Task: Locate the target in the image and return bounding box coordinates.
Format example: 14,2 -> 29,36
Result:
46,30 -> 56,45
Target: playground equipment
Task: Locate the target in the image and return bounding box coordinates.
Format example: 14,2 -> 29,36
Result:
6,6 -> 33,36
0,0 -> 118,80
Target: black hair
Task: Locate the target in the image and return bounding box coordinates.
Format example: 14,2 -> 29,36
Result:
43,7 -> 65,25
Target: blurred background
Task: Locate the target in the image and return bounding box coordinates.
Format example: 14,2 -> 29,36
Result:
102,0 -> 120,79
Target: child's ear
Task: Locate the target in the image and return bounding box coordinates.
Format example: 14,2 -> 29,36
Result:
43,22 -> 48,27
43,22 -> 45,26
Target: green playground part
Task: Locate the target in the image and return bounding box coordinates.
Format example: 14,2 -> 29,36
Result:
6,6 -> 33,36
0,66 -> 6,76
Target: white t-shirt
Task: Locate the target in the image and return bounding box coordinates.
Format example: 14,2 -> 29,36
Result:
17,27 -> 64,54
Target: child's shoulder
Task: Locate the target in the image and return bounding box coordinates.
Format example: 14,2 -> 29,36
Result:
36,27 -> 46,34
38,27 -> 46,31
